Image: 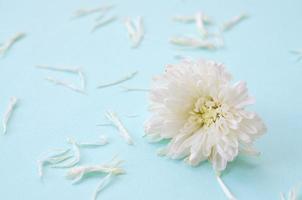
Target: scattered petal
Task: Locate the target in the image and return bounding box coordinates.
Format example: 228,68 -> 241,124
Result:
78,70 -> 86,90
105,110 -> 134,145
97,71 -> 138,89
124,16 -> 144,48
51,138 -> 81,168
77,135 -> 109,147
91,16 -> 117,32
36,65 -> 80,73
66,159 -> 124,184
93,173 -> 112,200
0,32 -> 26,56
72,5 -> 114,18
195,12 -> 208,38
65,157 -> 125,200
37,148 -> 72,178
2,97 -> 18,134
281,184 -> 300,200
222,13 -> 248,32
169,36 -> 217,50
290,49 -> 302,62
173,13 -> 212,24
36,65 -> 86,91
45,76 -> 86,94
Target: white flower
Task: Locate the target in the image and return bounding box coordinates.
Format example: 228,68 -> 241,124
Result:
144,59 -> 266,172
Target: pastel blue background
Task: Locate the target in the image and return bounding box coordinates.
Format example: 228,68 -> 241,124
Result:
0,0 -> 302,199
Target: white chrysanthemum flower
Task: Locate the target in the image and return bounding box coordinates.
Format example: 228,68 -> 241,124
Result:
145,59 -> 266,172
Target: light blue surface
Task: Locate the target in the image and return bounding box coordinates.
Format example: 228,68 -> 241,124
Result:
0,0 -> 302,199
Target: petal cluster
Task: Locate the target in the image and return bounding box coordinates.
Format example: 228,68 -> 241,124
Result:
144,59 -> 266,171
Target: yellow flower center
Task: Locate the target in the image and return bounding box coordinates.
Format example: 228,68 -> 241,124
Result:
189,96 -> 222,128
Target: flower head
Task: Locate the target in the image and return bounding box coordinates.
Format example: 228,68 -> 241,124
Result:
144,59 -> 266,172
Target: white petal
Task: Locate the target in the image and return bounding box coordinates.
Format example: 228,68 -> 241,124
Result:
211,148 -> 228,171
